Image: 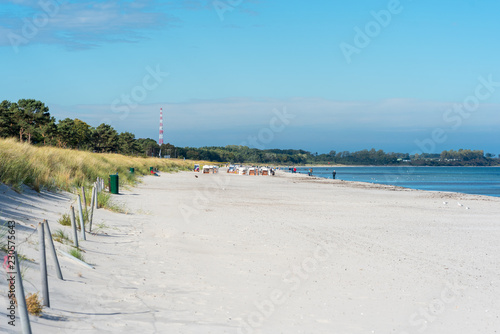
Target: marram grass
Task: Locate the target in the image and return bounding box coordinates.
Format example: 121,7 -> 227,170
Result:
69,247 -> 85,261
0,138 -> 193,192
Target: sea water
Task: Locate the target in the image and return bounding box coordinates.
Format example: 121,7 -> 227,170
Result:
289,166 -> 500,197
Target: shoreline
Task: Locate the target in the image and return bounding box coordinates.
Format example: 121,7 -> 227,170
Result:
277,169 -> 498,200
1,171 -> 500,333
278,167 -> 500,198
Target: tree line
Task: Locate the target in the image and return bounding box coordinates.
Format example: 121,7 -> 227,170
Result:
0,99 -> 162,156
175,146 -> 499,166
1,99 -> 498,166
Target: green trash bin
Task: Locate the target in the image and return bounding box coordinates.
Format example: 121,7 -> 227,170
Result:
149,167 -> 154,172
130,167 -> 135,174
109,174 -> 119,194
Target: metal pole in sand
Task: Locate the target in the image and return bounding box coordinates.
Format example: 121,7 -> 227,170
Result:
38,221 -> 50,307
77,195 -> 86,241
81,186 -> 87,213
93,182 -> 98,209
89,186 -> 95,232
43,220 -> 63,280
14,251 -> 32,334
70,206 -> 79,248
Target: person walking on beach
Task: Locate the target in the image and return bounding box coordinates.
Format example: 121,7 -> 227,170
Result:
293,167 -> 297,173
332,170 -> 336,179
309,168 -> 313,176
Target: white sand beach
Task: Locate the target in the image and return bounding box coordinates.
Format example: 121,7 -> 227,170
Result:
2,170 -> 500,333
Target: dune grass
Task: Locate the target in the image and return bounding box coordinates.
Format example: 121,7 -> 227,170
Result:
69,247 -> 85,261
52,229 -> 71,244
26,292 -> 44,316
0,137 -> 193,192
57,213 -> 72,227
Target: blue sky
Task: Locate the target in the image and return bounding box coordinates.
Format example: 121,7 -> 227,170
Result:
1,0 -> 499,154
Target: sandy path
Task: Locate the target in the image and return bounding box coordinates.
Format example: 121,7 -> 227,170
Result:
2,170 -> 500,333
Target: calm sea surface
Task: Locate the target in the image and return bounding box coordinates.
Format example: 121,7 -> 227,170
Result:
287,166 -> 500,197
